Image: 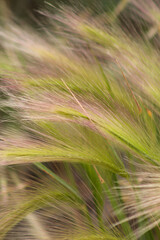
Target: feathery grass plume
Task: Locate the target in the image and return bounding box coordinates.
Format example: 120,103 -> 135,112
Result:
1,1 -> 160,239
116,162 -> 160,239
0,164 -> 126,240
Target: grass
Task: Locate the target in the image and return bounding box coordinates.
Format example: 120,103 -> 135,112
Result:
1,1 -> 160,239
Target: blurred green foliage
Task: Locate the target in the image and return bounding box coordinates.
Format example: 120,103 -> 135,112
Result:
5,0 -> 120,20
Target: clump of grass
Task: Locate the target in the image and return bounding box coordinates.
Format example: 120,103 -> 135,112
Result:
1,1 -> 160,240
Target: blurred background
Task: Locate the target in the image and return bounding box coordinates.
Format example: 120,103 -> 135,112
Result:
1,0 -> 120,20
0,0 -> 155,43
